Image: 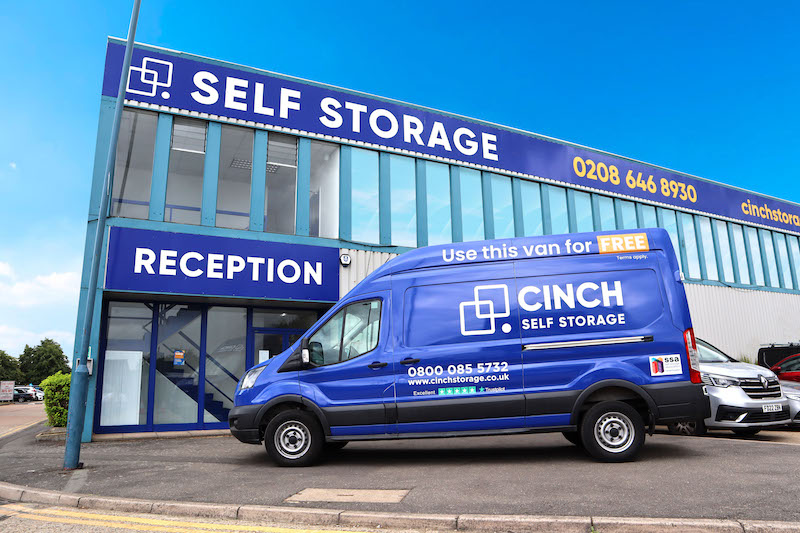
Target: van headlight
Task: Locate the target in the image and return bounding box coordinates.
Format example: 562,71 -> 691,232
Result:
702,373 -> 740,388
240,366 -> 265,390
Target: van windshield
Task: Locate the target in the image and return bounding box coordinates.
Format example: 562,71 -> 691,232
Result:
697,340 -> 734,363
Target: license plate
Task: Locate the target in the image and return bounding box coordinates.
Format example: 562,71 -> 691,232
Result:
762,404 -> 782,413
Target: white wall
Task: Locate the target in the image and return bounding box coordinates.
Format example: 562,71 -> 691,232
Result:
685,282 -> 800,360
339,248 -> 397,297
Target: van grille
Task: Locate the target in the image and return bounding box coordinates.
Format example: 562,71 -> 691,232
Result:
739,377 -> 782,399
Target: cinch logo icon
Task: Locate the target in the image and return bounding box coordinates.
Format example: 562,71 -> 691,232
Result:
459,284 -> 512,336
127,57 -> 173,99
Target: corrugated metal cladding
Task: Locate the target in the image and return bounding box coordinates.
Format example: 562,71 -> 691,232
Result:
685,283 -> 800,360
339,249 -> 398,297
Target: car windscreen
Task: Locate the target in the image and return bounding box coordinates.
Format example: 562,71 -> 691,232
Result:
697,340 -> 733,363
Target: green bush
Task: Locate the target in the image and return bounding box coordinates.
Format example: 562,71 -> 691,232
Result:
41,371 -> 70,427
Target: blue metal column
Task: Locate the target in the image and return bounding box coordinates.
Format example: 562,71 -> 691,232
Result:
726,223 -> 742,284
64,0 -> 141,470
540,185 -> 553,235
415,160 -> 428,247
511,179 -> 524,237
481,172 -> 495,240
566,189 -> 578,233
379,152 -> 391,245
249,130 -> 268,232
449,167 -> 463,243
693,216 -> 709,281
201,122 -> 221,227
339,145 -> 352,241
296,137 -> 311,236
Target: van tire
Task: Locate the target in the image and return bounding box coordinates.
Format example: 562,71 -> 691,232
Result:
580,401 -> 645,462
264,409 -> 324,467
562,431 -> 583,447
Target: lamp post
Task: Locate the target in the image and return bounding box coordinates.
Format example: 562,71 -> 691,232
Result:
63,0 -> 142,470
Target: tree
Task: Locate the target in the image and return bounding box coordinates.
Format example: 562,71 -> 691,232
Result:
18,338 -> 70,385
0,350 -> 23,383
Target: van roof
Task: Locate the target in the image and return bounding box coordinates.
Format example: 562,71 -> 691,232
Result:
352,228 -> 677,291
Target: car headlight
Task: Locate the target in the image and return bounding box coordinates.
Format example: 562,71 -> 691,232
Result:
702,373 -> 740,388
240,366 -> 265,390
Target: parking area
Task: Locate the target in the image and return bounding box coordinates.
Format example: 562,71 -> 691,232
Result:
1,422 -> 799,523
0,401 -> 46,439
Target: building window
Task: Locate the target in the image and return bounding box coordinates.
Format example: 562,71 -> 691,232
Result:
773,233 -> 794,289
153,304 -> 203,425
573,191 -> 594,232
745,227 -> 765,286
100,302 -> 152,426
204,307 -> 247,423
216,125 -> 253,230
759,229 -> 780,288
546,185 -> 568,235
520,181 -> 543,236
697,216 -> 719,281
426,162 -> 452,245
389,154 -> 417,247
351,148 -> 379,244
788,236 -> 800,286
165,118 -> 206,224
491,174 -> 515,239
640,205 -> 657,228
618,200 -> 637,230
713,220 -> 735,283
265,133 -> 297,235
657,209 -> 681,269
112,109 -> 157,219
679,213 -> 701,279
309,140 -> 339,239
459,168 -> 484,241
597,196 -> 616,231
730,224 -> 750,284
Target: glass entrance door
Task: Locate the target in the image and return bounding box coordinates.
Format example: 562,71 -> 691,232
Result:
253,328 -> 304,364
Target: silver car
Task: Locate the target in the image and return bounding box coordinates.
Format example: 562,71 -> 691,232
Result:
669,339 -> 790,436
781,380 -> 800,427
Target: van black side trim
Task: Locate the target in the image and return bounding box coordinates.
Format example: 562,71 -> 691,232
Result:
321,403 -> 391,427
396,394 -> 525,423
328,425 -> 577,442
525,390 -> 581,416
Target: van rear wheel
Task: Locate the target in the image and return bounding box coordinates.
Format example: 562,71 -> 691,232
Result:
580,401 -> 645,462
264,409 -> 324,467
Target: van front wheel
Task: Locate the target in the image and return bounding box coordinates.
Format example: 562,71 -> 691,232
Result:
580,401 -> 645,463
264,410 -> 324,467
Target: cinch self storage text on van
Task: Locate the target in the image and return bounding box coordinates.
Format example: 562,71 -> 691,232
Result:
229,229 -> 709,465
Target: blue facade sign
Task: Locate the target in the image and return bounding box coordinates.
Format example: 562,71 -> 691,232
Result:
103,41 -> 800,234
105,227 -> 340,302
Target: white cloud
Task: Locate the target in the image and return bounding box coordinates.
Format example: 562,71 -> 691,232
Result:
0,324 -> 74,360
0,271 -> 80,308
0,261 -> 13,278
8,162 -> 16,170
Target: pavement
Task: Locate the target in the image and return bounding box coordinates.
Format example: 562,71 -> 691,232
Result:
0,400 -> 46,438
1,418 -> 800,532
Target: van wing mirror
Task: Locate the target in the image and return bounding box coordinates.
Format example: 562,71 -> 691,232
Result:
300,338 -> 311,366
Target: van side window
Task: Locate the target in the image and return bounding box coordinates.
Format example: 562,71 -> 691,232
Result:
307,299 -> 382,366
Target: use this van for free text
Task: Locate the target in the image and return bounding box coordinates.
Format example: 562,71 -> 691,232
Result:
229,229 -> 708,465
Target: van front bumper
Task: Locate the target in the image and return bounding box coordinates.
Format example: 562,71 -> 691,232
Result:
642,381 -> 710,423
228,404 -> 264,444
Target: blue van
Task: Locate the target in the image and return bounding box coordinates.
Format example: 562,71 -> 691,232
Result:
229,229 -> 708,465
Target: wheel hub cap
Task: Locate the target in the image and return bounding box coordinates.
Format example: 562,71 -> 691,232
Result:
594,412 -> 635,453
275,421 -> 311,459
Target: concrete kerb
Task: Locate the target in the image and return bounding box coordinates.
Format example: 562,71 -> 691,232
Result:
1,481 -> 800,532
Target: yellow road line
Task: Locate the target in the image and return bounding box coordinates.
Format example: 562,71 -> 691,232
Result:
3,510 -> 246,532
1,504 -> 352,533
0,417 -> 46,439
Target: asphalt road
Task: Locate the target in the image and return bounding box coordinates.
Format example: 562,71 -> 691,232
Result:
0,401 -> 46,438
1,422 -> 799,523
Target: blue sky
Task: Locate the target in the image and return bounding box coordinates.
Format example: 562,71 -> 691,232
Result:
0,1 -> 798,358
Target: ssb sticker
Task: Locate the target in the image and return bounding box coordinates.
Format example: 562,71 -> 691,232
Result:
649,355 -> 682,376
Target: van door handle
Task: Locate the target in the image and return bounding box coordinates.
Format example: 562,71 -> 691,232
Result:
400,358 -> 421,365
368,362 -> 388,369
